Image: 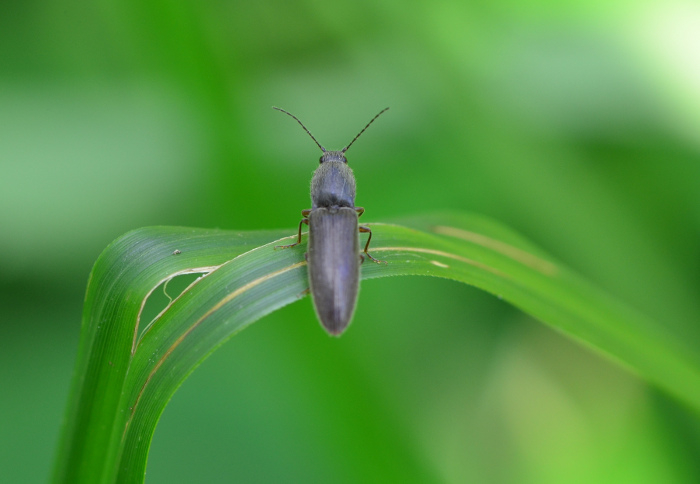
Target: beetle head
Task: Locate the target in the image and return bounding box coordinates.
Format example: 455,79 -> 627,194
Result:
320,151 -> 348,164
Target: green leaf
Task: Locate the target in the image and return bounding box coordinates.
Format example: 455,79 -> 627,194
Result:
53,212 -> 700,484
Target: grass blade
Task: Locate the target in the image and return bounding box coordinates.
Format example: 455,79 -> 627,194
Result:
53,212 -> 700,484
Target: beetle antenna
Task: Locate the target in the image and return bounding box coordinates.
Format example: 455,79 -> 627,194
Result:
342,107 -> 389,153
273,106 -> 326,152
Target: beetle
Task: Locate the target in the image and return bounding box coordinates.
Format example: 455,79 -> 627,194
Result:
273,106 -> 389,336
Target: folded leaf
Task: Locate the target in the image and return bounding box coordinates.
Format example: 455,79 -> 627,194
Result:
54,212 -> 700,484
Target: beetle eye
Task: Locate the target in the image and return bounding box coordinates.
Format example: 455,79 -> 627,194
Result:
319,156 -> 324,164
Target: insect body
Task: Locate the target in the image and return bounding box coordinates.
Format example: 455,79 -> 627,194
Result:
274,106 -> 389,336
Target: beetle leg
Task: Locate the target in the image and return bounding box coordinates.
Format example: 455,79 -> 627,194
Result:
276,217 -> 309,249
359,225 -> 386,264
354,207 -> 365,218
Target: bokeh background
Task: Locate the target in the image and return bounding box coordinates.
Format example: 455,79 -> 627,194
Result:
3,0 -> 700,482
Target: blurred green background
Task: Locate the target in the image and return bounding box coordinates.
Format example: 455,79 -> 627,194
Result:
2,0 -> 700,482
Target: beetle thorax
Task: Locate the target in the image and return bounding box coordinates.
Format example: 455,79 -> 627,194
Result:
310,160 -> 356,209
